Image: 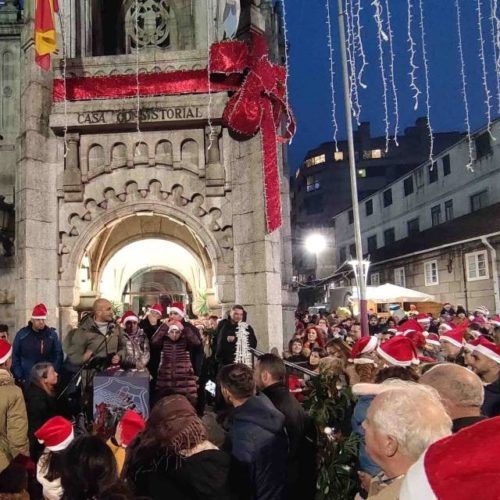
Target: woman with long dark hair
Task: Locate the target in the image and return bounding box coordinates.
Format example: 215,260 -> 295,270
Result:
123,394 -> 231,500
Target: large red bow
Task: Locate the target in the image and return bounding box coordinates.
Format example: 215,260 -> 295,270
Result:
210,33 -> 296,232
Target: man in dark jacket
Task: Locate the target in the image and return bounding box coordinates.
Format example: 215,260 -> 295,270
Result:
216,306 -> 257,367
219,363 -> 288,500
12,304 -> 63,386
255,354 -> 317,500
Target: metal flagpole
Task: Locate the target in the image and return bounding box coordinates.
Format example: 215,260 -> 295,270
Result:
336,0 -> 369,337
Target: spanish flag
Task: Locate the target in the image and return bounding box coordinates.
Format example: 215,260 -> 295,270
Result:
35,0 -> 59,70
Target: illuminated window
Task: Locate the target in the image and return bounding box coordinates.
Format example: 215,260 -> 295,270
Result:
306,175 -> 321,192
364,149 -> 385,160
305,154 -> 326,168
334,151 -> 344,161
357,169 -> 367,177
371,149 -> 383,159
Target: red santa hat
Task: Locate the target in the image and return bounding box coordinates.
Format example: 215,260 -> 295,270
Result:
121,310 -> 139,325
31,303 -> 47,320
167,320 -> 184,332
464,336 -> 482,353
148,303 -> 164,316
400,318 -> 424,334
425,333 -> 441,347
405,330 -> 427,350
472,337 -> 500,364
399,417 -> 500,500
349,336 -> 378,364
119,410 -> 145,447
35,416 -> 74,452
439,327 -> 465,349
489,314 -> 500,327
416,313 -> 431,324
0,339 -> 12,364
438,323 -> 453,332
376,336 -> 419,367
168,302 -> 185,318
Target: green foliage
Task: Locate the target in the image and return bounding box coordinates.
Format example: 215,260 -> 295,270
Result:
110,300 -> 123,318
303,372 -> 360,500
194,291 -> 210,316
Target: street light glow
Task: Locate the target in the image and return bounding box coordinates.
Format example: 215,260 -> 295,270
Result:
305,233 -> 327,254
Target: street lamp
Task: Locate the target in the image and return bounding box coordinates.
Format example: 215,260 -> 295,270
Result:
0,195 -> 14,257
304,233 -> 327,254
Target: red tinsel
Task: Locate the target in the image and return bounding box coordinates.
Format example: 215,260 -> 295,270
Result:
53,33 -> 295,233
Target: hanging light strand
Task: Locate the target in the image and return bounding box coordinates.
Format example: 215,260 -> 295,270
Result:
279,0 -> 291,107
206,0 -> 215,150
346,0 -> 362,124
57,9 -> 68,158
354,0 -> 368,89
372,0 -> 390,152
477,0 -> 494,139
407,0 -> 420,111
134,0 -> 144,146
384,0 -> 399,146
325,0 -> 339,151
455,0 -> 475,170
418,0 -> 434,163
489,0 -> 500,113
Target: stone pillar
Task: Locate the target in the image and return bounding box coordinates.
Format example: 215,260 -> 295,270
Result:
16,15 -> 59,330
63,133 -> 83,201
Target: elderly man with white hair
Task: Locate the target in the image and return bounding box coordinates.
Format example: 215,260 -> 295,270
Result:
362,381 -> 452,499
420,363 -> 486,433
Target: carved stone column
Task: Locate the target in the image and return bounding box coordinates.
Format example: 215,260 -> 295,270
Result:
204,125 -> 225,196
63,133 -> 83,201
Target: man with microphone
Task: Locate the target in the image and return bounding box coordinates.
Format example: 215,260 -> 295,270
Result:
63,299 -> 125,415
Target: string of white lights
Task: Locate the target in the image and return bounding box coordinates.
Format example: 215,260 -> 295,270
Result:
418,0 -> 434,163
354,0 -> 368,89
384,0 -> 399,146
477,0 -> 494,138
455,0 -> 475,171
346,0 -> 361,124
279,0 -> 291,112
134,0 -> 144,147
407,0 -> 420,111
206,0 -> 215,150
489,0 -> 500,113
372,0 -> 390,152
57,9 -> 68,158
325,0 -> 339,151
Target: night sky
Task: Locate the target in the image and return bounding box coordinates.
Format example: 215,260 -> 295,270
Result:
285,0 -> 500,171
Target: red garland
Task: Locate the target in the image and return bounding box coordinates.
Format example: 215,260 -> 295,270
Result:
53,33 -> 295,233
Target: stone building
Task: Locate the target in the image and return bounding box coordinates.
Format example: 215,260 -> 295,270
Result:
331,119 -> 500,314
0,0 -> 296,351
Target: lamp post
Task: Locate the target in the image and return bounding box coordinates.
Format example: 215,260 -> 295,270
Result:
337,0 -> 369,336
348,259 -> 370,331
0,195 -> 14,257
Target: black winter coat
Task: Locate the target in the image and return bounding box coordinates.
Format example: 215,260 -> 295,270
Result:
216,319 -> 257,367
129,448 -> 232,500
262,383 -> 317,500
226,393 -> 288,500
483,378 -> 500,417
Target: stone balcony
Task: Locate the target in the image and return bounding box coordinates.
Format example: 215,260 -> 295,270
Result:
53,49 -> 208,79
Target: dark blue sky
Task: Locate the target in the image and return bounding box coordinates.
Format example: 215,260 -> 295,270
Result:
285,0 -> 500,170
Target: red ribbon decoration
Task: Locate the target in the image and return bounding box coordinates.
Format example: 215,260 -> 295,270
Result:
53,33 -> 295,233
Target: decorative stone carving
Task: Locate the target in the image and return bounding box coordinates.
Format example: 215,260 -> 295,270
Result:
204,125 -> 225,195
63,133 -> 83,202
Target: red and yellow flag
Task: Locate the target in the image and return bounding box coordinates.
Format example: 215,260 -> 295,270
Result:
35,0 -> 59,70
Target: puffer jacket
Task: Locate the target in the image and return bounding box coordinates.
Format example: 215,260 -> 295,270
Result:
12,324 -> 63,383
152,324 -> 201,404
122,328 -> 150,370
64,314 -> 125,367
0,369 -> 29,474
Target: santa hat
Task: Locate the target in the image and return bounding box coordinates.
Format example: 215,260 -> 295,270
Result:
416,313 -> 431,324
472,337 -> 500,364
376,336 -> 419,367
349,336 -> 378,364
121,310 -> 139,325
119,410 -> 145,447
386,328 -> 398,335
31,303 -> 47,320
400,318 -> 424,334
149,303 -> 163,316
168,302 -> 185,317
439,327 -> 465,349
405,330 -> 427,350
167,320 -> 184,332
464,337 -> 482,353
400,417 -> 500,500
425,333 -> 441,347
0,339 -> 12,364
35,417 -> 74,452
438,323 -> 453,332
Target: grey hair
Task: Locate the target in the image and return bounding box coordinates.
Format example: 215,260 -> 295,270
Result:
369,381 -> 452,461
421,363 -> 484,407
30,362 -> 53,384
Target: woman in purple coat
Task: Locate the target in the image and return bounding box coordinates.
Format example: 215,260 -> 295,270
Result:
151,320 -> 201,406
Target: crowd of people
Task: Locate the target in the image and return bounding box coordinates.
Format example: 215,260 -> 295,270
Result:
0,299 -> 499,499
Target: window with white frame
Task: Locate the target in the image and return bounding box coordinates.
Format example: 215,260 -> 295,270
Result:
424,260 -> 439,286
394,267 -> 405,287
466,251 -> 489,281
370,272 -> 380,286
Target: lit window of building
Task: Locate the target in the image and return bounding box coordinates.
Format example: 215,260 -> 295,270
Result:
305,154 -> 326,168
363,149 -> 385,160
371,149 -> 383,159
357,169 -> 367,177
334,151 -> 344,161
